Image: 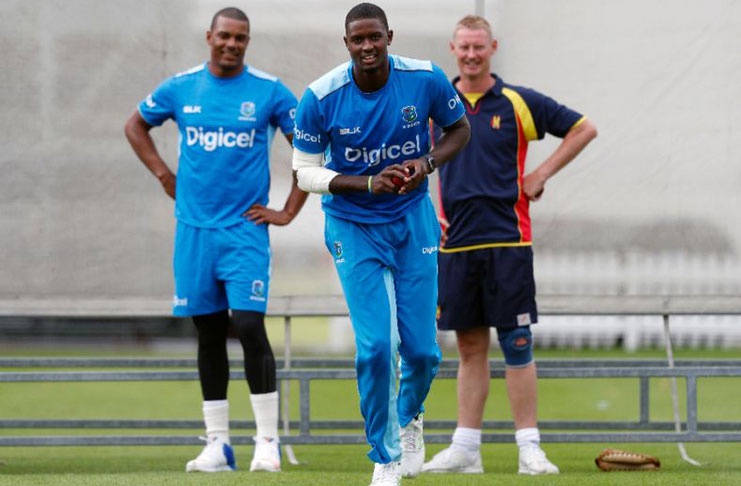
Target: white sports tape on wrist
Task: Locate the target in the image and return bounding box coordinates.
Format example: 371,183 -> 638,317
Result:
292,148 -> 338,194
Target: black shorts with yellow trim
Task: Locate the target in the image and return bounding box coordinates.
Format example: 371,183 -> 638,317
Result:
437,244 -> 537,331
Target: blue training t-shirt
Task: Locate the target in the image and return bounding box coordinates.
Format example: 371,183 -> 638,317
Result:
138,63 -> 297,228
293,55 -> 465,224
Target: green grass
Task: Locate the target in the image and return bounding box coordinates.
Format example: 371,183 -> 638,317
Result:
0,347 -> 739,485
2,376 -> 738,425
0,443 -> 739,485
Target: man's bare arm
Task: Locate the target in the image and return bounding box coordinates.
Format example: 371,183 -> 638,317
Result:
331,116 -> 471,195
327,164 -> 411,195
397,115 -> 471,195
522,119 -> 598,201
124,111 -> 176,199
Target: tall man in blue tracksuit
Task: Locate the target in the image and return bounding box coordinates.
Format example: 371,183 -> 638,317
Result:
291,4 -> 470,486
124,7 -> 307,474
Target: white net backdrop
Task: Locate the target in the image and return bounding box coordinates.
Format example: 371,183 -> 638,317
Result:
0,0 -> 739,301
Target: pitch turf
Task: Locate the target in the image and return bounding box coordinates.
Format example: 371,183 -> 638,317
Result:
0,348 -> 739,485
0,443 -> 739,485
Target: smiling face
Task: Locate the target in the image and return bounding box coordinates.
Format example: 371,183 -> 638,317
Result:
344,17 -> 393,75
450,27 -> 497,81
207,15 -> 250,76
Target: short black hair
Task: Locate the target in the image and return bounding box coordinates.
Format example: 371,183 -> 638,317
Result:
210,7 -> 250,31
345,3 -> 389,32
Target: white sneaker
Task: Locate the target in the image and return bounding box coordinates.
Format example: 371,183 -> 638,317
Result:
250,436 -> 281,472
369,461 -> 401,486
185,436 -> 236,472
518,444 -> 559,475
399,413 -> 424,477
422,445 -> 483,474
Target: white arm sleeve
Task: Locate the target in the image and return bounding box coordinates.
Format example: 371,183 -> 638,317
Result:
292,148 -> 338,194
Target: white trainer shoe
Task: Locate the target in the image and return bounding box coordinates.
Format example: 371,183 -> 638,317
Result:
518,444 -> 559,475
369,461 -> 401,486
185,436 -> 236,472
422,445 -> 483,474
250,436 -> 281,472
399,413 -> 425,477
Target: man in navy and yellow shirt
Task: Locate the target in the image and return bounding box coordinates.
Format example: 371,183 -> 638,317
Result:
422,15 -> 597,476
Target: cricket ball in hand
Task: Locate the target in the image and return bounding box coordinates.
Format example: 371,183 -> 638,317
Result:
392,166 -> 415,188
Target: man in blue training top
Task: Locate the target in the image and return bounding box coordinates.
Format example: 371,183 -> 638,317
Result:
422,15 -> 597,476
291,3 -> 470,486
124,7 -> 307,474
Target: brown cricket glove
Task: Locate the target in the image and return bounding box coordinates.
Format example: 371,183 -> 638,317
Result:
595,448 -> 661,471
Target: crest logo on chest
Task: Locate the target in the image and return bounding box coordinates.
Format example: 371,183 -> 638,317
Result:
401,105 -> 418,123
239,101 -> 256,121
401,105 -> 420,129
491,115 -> 501,130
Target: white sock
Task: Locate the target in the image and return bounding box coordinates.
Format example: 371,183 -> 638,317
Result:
451,427 -> 481,453
515,427 -> 540,449
250,391 -> 279,440
202,399 -> 229,444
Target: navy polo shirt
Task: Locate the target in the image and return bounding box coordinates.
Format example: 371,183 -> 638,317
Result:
437,74 -> 584,251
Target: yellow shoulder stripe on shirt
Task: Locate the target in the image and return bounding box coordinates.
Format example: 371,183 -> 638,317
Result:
569,115 -> 587,131
501,87 -> 538,142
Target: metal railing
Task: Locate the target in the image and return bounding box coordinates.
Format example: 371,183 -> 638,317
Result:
1,295 -> 740,446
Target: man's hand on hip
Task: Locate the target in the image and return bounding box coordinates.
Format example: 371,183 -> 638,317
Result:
157,171 -> 176,200
243,204 -> 294,226
522,171 -> 545,202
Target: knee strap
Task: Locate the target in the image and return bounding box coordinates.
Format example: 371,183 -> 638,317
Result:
496,326 -> 534,368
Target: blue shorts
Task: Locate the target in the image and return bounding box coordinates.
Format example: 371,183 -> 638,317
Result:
437,245 -> 537,330
172,220 -> 270,317
325,197 -> 442,464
